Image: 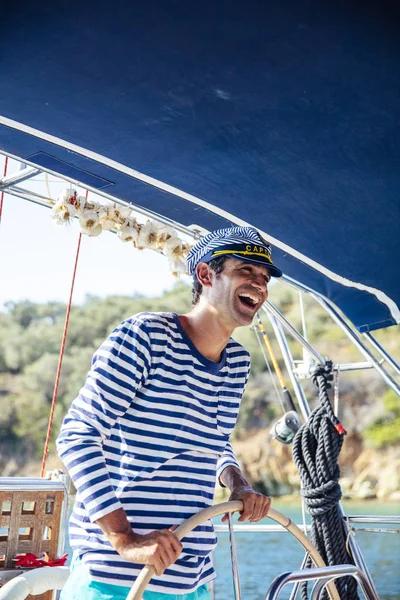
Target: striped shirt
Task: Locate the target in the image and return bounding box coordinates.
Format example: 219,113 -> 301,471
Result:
57,312 -> 250,593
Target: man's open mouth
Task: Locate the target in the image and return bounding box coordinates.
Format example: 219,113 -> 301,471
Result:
238,292 -> 260,309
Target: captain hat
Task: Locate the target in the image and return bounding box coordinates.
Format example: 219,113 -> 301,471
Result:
186,226 -> 282,278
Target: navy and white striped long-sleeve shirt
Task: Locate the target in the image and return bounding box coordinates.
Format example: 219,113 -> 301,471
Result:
57,312 -> 250,593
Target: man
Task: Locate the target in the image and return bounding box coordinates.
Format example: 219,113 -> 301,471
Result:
57,225 -> 282,600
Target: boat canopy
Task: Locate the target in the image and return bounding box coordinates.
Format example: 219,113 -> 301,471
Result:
1,0 -> 399,333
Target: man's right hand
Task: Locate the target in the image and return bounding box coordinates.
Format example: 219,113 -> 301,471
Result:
96,508 -> 183,576
113,528 -> 183,576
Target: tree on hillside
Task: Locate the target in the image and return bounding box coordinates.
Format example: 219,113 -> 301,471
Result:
0,282 -> 398,475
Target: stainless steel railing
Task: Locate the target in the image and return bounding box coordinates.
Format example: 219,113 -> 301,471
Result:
265,564 -> 378,600
211,515 -> 399,600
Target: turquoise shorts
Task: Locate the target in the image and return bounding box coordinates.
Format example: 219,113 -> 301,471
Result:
60,555 -> 211,600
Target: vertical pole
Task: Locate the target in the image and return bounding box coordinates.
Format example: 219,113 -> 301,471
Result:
56,473 -> 71,556
228,513 -> 242,600
338,511 -> 380,600
209,554 -> 216,600
288,552 -> 309,600
265,312 -> 311,420
0,155 -> 9,226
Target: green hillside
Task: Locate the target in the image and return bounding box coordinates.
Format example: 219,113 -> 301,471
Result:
0,281 -> 399,474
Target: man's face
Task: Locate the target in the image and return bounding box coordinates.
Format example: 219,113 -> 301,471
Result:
205,258 -> 270,328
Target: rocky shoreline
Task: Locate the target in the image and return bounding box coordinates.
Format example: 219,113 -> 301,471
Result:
2,429 -> 399,502
231,429 -> 400,501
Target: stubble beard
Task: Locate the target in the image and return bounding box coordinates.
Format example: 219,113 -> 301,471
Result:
229,294 -> 255,328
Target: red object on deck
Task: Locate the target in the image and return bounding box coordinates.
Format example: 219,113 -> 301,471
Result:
13,553 -> 68,568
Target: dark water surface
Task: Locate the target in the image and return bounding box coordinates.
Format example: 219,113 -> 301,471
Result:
64,500 -> 399,599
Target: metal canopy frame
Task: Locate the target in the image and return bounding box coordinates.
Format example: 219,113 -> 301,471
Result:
0,150 -> 200,240
1,4 -> 399,595
2,150 -> 399,397
0,165 -> 41,189
1,0 -> 399,335
2,151 -> 399,600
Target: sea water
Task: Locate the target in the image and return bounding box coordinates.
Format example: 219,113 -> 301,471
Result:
63,500 -> 399,599
213,500 -> 400,600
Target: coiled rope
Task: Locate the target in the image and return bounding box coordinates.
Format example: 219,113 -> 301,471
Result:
292,361 -> 359,600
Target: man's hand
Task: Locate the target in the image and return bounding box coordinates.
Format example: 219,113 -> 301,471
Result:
96,508 -> 182,575
219,466 -> 271,523
222,485 -> 271,522
113,527 -> 183,576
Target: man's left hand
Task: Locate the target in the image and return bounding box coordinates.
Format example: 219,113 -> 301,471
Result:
222,485 -> 271,523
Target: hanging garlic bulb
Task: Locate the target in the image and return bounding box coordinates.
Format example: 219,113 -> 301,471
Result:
100,218 -> 115,230
58,190 -> 75,205
119,206 -> 132,219
52,205 -> 71,224
163,236 -> 183,260
51,188 -> 194,274
90,201 -> 100,212
52,199 -> 78,224
114,206 -> 132,221
137,220 -> 158,249
118,224 -> 139,243
79,209 -> 100,230
75,195 -> 87,213
81,223 -> 103,237
181,241 -> 191,254
67,203 -> 78,217
156,224 -> 176,249
99,206 -> 117,230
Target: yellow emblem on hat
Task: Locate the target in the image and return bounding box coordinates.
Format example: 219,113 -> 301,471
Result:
245,244 -> 271,257
212,248 -> 274,263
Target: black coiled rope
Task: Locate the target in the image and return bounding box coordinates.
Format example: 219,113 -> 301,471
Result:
292,361 -> 359,600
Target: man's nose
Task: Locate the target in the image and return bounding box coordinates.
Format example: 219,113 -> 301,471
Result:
251,273 -> 268,293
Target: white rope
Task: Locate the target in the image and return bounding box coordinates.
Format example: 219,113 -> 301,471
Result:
44,172 -> 52,200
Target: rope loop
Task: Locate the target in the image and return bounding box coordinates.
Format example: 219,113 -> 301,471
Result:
301,480 -> 342,516
293,358 -> 358,600
310,361 -> 346,434
311,360 -> 334,388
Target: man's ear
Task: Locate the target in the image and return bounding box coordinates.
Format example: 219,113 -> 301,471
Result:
196,262 -> 213,287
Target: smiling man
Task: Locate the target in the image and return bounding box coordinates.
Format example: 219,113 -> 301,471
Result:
57,226 -> 282,600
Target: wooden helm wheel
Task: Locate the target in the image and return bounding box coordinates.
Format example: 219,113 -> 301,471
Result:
126,501 -> 340,600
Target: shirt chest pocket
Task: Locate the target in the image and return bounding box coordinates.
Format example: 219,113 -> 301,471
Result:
216,395 -> 240,438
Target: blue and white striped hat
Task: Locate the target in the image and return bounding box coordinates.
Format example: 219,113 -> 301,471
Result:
186,226 -> 282,277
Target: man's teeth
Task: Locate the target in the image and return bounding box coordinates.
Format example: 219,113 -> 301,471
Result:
239,293 -> 259,306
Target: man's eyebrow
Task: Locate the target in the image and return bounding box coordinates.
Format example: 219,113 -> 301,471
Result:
240,263 -> 271,280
